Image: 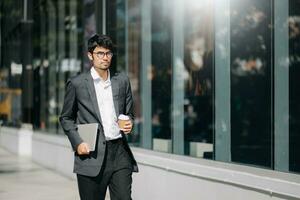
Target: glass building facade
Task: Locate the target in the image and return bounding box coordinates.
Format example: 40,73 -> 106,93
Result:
0,0 -> 300,174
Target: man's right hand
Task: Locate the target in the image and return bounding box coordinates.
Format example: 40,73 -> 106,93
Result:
77,142 -> 90,155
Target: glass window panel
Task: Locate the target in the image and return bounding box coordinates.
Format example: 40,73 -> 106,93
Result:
0,1 -> 23,127
126,0 -> 142,146
151,0 -> 172,153
32,0 -> 83,133
107,0 -> 126,72
289,0 -> 300,173
183,0 -> 214,159
106,0 -> 142,146
230,0 -> 272,168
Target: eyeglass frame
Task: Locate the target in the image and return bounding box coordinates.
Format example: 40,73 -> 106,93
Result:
93,51 -> 113,59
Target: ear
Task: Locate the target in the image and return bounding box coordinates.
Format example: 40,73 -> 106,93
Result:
87,52 -> 93,61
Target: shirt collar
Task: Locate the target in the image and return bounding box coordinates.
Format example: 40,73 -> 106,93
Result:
91,67 -> 110,82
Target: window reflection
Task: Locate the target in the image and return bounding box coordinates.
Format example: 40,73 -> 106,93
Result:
151,0 -> 172,152
230,0 -> 272,168
183,0 -> 214,159
0,1 -> 23,127
127,0 -> 141,146
107,0 -> 126,73
32,0 -> 83,133
289,0 -> 300,173
106,0 -> 142,146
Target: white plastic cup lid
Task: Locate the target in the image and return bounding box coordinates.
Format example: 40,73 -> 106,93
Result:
118,114 -> 130,120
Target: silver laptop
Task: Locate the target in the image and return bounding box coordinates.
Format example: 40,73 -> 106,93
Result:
77,123 -> 99,151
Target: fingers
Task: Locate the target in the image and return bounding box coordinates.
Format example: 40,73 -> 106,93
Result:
125,120 -> 132,126
77,143 -> 90,155
79,149 -> 89,155
83,144 -> 90,154
120,123 -> 132,134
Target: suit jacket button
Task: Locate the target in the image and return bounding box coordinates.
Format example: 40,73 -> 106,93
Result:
103,141 -> 106,145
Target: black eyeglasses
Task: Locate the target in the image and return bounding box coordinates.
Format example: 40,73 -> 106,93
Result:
93,51 -> 113,59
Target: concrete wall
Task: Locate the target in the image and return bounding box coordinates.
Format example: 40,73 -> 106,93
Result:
0,126 -> 75,179
0,125 -> 32,156
132,149 -> 300,200
31,131 -> 75,179
1,126 -> 300,200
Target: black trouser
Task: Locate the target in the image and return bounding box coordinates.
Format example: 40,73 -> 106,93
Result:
77,138 -> 133,200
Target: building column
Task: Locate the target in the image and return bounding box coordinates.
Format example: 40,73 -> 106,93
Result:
172,0 -> 185,155
274,0 -> 289,172
214,0 -> 231,162
141,0 -> 152,149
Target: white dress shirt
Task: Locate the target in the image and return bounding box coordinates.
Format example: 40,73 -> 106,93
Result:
91,67 -> 121,140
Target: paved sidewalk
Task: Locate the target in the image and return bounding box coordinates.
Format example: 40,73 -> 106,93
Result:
0,147 -> 79,200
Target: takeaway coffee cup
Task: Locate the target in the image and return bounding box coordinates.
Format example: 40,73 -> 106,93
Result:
118,114 -> 130,130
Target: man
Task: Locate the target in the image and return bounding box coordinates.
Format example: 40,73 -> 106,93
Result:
59,34 -> 138,200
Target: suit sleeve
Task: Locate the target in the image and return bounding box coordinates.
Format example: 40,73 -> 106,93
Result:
125,76 -> 134,123
59,79 -> 83,151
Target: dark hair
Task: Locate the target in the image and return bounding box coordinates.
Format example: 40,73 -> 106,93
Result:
88,34 -> 114,53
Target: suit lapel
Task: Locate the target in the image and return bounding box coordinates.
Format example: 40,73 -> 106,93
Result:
85,72 -> 103,124
110,72 -> 120,118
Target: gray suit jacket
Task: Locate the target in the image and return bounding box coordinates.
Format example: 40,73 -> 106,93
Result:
59,70 -> 138,176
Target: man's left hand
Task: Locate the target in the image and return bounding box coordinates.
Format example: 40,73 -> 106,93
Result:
121,120 -> 133,134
